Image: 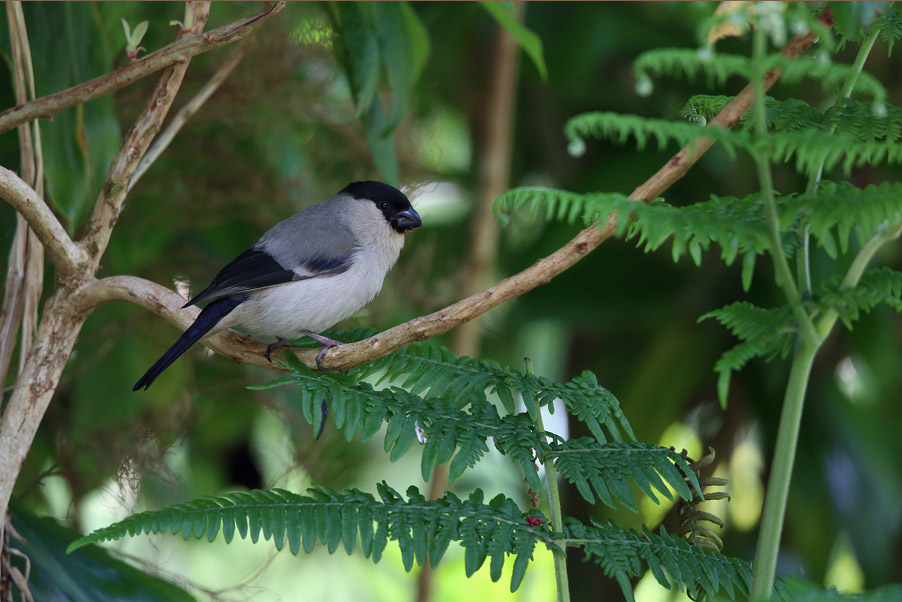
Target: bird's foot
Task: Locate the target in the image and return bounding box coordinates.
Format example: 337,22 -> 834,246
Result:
265,336 -> 296,362
301,330 -> 344,371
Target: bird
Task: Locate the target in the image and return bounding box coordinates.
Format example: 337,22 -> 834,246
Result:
133,181 -> 421,391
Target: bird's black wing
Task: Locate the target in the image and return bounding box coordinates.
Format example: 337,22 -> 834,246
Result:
182,248 -> 353,308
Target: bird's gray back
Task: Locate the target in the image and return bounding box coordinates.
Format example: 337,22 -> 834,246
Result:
257,196 -> 358,267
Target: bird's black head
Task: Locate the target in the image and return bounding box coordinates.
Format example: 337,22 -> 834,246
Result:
341,181 -> 422,234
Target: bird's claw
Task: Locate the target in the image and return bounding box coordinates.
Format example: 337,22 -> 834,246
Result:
315,346 -> 329,371
265,336 -> 295,362
299,330 -> 344,372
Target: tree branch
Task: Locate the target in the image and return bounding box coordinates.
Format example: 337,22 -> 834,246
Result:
0,166 -> 86,272
72,276 -> 272,370
91,18 -> 823,376
0,2 -> 284,136
308,23 -> 822,372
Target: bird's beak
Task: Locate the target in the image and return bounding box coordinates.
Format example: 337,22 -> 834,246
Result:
394,206 -> 422,233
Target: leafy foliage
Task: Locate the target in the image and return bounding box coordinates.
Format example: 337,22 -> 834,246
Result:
328,2 -> 430,184
563,520 -> 770,602
563,110 -> 902,175
701,302 -> 796,406
69,484 -> 549,593
548,440 -> 701,511
254,337 -> 699,504
479,1 -> 547,79
818,267 -> 902,329
683,97 -> 902,143
636,51 -> 885,103
69,483 -> 762,600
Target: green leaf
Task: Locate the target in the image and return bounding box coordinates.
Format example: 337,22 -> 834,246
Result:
400,2 -> 430,82
11,502 -> 195,602
361,95 -> 400,185
480,1 -> 548,80
372,3 -> 415,135
335,3 -> 380,115
24,2 -> 121,231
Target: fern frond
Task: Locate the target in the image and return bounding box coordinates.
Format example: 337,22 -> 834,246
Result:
827,99 -> 902,142
875,6 -> 902,56
548,440 -> 703,511
493,187 -> 633,227
495,186 -> 794,285
817,267 -> 902,329
636,50 -> 885,102
564,520 -> 775,602
634,49 -> 757,86
764,129 -> 902,174
780,181 -> 902,257
675,448 -> 729,552
566,109 -> 902,177
68,485 -> 551,593
258,356 -> 551,489
684,97 -> 902,143
255,345 -> 634,489
701,302 -> 796,405
353,340 -> 634,440
564,112 -> 739,157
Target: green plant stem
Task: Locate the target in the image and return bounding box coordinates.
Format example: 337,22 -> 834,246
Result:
751,224 -> 902,599
798,24 -> 881,295
815,223 -> 902,339
750,339 -> 818,599
525,359 -> 570,602
751,26 -> 818,345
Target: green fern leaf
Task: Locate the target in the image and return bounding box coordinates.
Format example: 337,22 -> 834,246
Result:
817,267 -> 902,329
781,181 -> 902,258
701,302 -> 795,406
70,485 -> 552,593
565,520 -> 768,601
550,440 -> 702,510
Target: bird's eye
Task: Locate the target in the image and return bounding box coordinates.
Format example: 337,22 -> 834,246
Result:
379,201 -> 390,211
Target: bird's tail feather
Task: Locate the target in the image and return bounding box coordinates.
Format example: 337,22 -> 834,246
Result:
133,295 -> 247,391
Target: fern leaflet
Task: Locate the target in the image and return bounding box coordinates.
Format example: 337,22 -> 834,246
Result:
563,520 -> 783,602
68,485 -> 550,592
701,302 -> 796,405
548,440 -> 703,511
817,267 -> 902,329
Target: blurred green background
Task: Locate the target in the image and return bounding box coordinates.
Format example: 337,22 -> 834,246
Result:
1,2 -> 900,600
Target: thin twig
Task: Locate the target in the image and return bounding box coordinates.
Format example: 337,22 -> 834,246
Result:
0,2 -> 284,136
12,1 -> 45,372
130,42 -> 249,191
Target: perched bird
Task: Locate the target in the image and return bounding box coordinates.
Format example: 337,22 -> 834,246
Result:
134,181 -> 421,391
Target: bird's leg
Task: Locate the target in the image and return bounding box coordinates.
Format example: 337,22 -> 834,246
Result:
265,336 -> 297,362
300,329 -> 344,371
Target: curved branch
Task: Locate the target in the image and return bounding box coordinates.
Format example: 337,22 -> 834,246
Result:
0,2 -> 285,136
314,23 -> 823,372
73,276 -> 278,371
0,166 -> 87,272
78,20 -> 823,375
